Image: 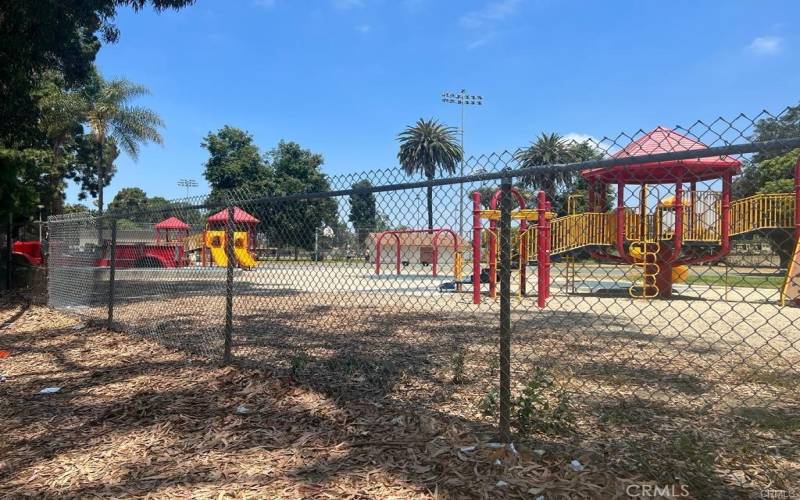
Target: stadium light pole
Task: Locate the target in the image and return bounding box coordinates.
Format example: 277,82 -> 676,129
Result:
442,90 -> 483,238
177,178 -> 198,198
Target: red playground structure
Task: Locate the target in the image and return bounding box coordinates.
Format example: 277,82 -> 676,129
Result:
98,216 -> 192,268
471,187 -> 553,308
581,127 -> 741,298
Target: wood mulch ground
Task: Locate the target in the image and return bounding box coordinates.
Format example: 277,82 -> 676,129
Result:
1,293 -> 798,498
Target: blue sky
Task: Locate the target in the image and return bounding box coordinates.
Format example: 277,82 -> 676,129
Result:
67,0 -> 800,205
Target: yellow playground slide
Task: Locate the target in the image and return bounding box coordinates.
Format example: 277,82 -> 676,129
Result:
209,245 -> 229,267
204,230 -> 257,268
234,244 -> 256,268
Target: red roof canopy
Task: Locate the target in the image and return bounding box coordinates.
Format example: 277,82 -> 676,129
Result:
154,216 -> 190,230
207,206 -> 260,224
581,127 -> 741,184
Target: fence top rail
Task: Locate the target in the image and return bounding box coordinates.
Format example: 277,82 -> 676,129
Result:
48,136 -> 800,225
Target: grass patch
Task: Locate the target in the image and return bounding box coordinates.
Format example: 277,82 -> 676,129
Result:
624,430 -> 719,497
683,272 -> 785,289
734,407 -> 800,431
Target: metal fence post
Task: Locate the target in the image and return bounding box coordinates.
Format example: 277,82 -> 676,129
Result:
5,213 -> 11,291
107,218 -> 117,330
224,205 -> 235,364
498,175 -> 513,442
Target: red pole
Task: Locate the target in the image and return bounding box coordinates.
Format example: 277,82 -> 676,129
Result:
489,221 -> 497,298
670,181 -> 684,262
432,230 -> 440,277
615,182 -> 631,263
519,218 -> 528,296
795,158 -> 800,242
375,232 -> 383,274
537,191 -> 550,308
473,192 -> 482,304
395,233 -> 401,275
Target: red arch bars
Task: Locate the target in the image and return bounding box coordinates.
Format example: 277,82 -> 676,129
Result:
374,228 -> 459,276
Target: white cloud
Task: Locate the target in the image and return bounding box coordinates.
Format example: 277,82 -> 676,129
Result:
466,34 -> 493,50
747,36 -> 782,55
356,24 -> 372,34
459,0 -> 521,29
563,133 -> 615,156
332,0 -> 365,9
458,0 -> 521,49
563,133 -> 595,144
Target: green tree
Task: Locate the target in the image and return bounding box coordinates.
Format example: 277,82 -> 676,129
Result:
516,133 -> 575,202
730,106 -> 800,267
35,73 -> 90,215
516,134 -> 603,213
108,187 -> 148,212
202,126 -> 272,201
201,133 -> 337,257
0,0 -> 193,146
349,179 -> 378,250
84,72 -> 164,216
268,141 -> 338,257
63,203 -> 93,215
397,118 -> 463,231
0,148 -> 51,230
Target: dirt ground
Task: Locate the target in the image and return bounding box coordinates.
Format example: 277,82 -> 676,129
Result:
2,293 -> 799,498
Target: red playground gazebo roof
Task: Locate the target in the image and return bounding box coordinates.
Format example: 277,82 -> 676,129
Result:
582,127 -> 741,184
154,216 -> 190,230
207,206 -> 260,224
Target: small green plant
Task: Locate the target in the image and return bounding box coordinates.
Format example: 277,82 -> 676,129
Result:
512,367 -> 572,435
480,386 -> 499,416
290,352 -> 313,376
324,353 -> 395,390
450,350 -> 466,384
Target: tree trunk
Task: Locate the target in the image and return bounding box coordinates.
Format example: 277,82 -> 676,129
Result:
49,141 -> 65,216
426,184 -> 434,232
96,139 -> 105,245
97,139 -> 105,216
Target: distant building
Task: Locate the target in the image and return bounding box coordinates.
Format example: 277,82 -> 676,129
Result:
367,231 -> 468,267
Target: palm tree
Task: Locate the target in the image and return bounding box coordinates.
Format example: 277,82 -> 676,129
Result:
37,74 -> 87,215
84,73 -> 164,215
515,132 -> 576,201
397,118 -> 462,231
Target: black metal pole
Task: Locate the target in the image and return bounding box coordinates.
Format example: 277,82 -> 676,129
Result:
498,176 -> 513,442
107,218 -> 117,330
5,213 -> 12,290
224,206 -> 235,364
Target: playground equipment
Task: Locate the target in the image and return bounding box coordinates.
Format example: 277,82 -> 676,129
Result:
155,216 -> 190,243
470,127 -> 800,307
199,207 -> 259,269
374,228 -> 462,278
11,241 -> 44,266
579,126 -> 789,299
471,187 -> 555,307
203,230 -> 257,269
94,216 -> 192,268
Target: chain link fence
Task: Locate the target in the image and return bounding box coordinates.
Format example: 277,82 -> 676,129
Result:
46,109 -> 800,454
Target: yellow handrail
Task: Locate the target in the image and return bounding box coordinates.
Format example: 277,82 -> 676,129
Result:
516,192 -> 795,262
730,193 -> 795,235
